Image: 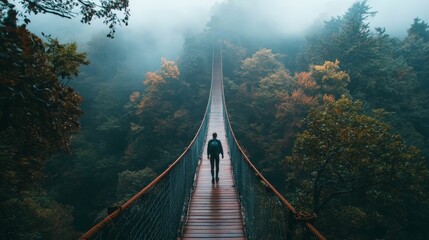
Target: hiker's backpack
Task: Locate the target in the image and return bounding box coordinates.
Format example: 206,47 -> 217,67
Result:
209,140 -> 220,155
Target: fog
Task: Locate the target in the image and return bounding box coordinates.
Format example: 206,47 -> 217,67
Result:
26,0 -> 429,72
208,0 -> 429,37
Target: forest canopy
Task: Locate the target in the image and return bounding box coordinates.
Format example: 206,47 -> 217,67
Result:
220,1 -> 429,239
0,8 -> 88,238
1,0 -> 429,239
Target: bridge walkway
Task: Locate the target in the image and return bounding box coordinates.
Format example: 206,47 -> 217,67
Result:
182,44 -> 246,240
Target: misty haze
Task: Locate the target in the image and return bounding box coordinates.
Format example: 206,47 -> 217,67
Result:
1,0 -> 429,239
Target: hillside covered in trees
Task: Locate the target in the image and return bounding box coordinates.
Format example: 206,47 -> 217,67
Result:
1,0 -> 429,239
219,1 -> 429,239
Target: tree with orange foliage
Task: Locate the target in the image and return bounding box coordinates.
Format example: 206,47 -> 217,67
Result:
125,58 -> 197,171
225,46 -> 351,184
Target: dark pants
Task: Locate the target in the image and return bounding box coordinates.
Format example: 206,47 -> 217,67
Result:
210,155 -> 220,179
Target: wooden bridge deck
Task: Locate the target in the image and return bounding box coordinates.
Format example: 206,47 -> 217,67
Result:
182,44 -> 246,240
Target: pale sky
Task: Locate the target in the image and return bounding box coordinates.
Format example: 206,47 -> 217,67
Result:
28,0 -> 429,41
25,0 -> 429,72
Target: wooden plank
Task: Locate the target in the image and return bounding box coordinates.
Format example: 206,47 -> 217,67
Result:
186,222 -> 242,226
189,209 -> 241,213
184,229 -> 244,235
183,233 -> 244,238
181,47 -> 246,239
185,225 -> 244,230
182,237 -> 246,240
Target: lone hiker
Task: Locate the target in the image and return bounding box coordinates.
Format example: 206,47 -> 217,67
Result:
207,132 -> 224,184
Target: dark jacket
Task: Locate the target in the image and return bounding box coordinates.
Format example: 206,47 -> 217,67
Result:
207,139 -> 224,157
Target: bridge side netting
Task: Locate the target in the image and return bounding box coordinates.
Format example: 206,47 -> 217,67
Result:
224,118 -> 301,239
218,41 -> 325,240
80,72 -> 213,240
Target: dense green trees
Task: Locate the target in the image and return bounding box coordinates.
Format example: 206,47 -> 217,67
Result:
41,34 -> 212,234
224,46 -> 350,182
2,0 -> 428,238
302,0 -> 428,154
0,10 -> 87,239
222,1 -> 429,238
401,18 -> 429,154
1,1 -> 210,238
47,35 -> 138,230
303,0 -> 416,108
403,18 -> 429,90
124,37 -> 211,172
125,58 -> 190,170
286,97 -> 428,239
1,2 -> 130,237
303,1 -> 376,94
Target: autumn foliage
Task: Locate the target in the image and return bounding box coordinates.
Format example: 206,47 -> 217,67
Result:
222,1 -> 429,239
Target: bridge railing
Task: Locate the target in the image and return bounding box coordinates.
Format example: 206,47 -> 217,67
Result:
219,43 -> 325,240
80,70 -> 213,240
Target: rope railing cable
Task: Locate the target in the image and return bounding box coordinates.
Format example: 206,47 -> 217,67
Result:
79,41 -> 326,240
217,41 -> 326,240
80,55 -> 215,240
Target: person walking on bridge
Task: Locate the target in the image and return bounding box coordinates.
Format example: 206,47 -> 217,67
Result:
207,132 -> 224,184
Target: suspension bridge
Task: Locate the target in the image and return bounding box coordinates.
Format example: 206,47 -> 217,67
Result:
80,42 -> 325,240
